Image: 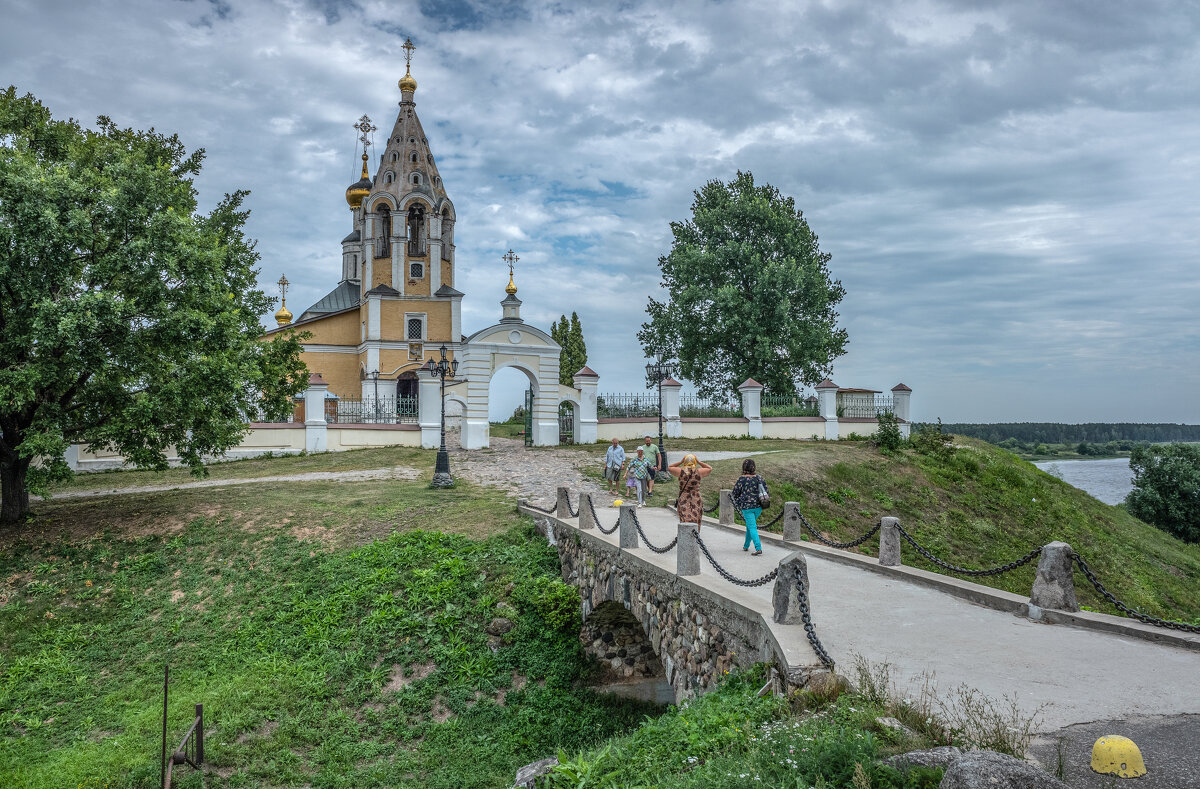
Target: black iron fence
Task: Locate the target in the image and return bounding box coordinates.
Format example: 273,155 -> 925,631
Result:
597,393 -> 660,419
840,395 -> 893,419
679,394 -> 739,418
326,396 -> 419,424
761,393 -> 820,417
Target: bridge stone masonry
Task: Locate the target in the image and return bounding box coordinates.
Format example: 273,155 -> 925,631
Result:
518,488 -> 1200,728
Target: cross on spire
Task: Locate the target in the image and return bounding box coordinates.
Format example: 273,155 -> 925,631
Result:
353,115 -> 376,151
503,249 -> 519,295
402,37 -> 415,70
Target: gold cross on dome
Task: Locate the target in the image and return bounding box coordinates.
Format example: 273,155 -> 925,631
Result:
502,249 -> 519,277
353,115 -> 376,150
402,37 -> 415,68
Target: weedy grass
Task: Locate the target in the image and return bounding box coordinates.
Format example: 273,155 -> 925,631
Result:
0,478 -> 661,788
544,667 -> 944,789
690,438 -> 1200,623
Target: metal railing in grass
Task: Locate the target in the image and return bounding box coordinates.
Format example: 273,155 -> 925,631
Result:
679,394 -> 740,418
596,393 -> 660,419
161,665 -> 203,789
761,393 -> 820,417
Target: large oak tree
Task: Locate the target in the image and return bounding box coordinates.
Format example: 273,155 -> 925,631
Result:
639,171 -> 848,398
0,88 -> 307,524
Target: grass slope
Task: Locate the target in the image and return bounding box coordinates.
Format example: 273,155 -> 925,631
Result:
0,479 -> 659,788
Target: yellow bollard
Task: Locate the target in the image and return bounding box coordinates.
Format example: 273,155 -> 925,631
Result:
1091,735 -> 1146,778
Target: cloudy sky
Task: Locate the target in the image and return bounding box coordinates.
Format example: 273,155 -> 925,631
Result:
5,0 -> 1199,423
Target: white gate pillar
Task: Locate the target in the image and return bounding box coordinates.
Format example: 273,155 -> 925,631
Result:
418,373 -> 442,449
304,373 -> 329,452
891,383 -> 912,439
738,377 -> 764,439
661,377 -> 683,439
816,378 -> 839,440
573,366 -> 599,444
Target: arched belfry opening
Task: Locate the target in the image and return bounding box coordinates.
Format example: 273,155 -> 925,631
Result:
407,204 -> 426,257
377,205 -> 391,258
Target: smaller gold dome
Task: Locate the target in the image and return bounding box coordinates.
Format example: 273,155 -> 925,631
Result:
505,272 -> 517,295
275,305 -> 293,326
398,66 -> 417,94
345,153 -> 372,208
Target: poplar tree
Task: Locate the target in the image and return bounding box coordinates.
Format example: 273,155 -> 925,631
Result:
0,89 -> 307,524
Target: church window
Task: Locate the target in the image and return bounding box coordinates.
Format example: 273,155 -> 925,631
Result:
410,152 -> 418,163
441,209 -> 452,261
434,176 -> 440,187
411,173 -> 421,185
377,206 -> 391,257
390,152 -> 398,162
410,260 -> 424,279
385,171 -> 394,184
407,204 -> 426,256
408,137 -> 416,144
352,254 -> 358,278
405,315 -> 425,340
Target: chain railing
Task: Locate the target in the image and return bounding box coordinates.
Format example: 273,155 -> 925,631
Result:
523,501 -> 558,515
1072,552 -> 1200,633
692,529 -> 779,587
630,509 -> 679,553
894,523 -> 1042,577
794,567 -> 835,670
795,510 -> 882,549
590,496 -> 618,534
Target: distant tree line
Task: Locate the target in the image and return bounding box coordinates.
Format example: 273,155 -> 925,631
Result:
938,423 -> 1200,446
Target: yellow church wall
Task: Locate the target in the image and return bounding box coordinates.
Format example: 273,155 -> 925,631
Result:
441,258 -> 453,289
380,300 -> 453,342
372,256 -> 391,289
300,351 -> 361,398
298,310 -> 361,347
404,260 -> 432,297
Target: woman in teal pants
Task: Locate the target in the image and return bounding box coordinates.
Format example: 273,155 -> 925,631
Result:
731,458 -> 768,555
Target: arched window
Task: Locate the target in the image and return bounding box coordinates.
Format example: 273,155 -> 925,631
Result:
441,208 -> 452,261
352,253 -> 358,279
385,171 -> 394,184
377,205 -> 391,257
410,152 -> 418,163
407,204 -> 426,258
412,173 -> 421,185
390,152 -> 398,162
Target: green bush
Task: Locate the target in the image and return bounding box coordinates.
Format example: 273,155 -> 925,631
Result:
512,574 -> 582,633
874,411 -> 904,453
911,419 -> 955,461
1127,443 -> 1200,543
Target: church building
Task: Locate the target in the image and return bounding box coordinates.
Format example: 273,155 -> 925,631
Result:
263,41 -> 597,450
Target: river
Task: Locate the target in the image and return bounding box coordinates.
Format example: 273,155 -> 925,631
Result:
1033,457 -> 1134,505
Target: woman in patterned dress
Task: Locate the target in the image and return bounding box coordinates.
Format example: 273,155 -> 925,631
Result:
669,453 -> 713,526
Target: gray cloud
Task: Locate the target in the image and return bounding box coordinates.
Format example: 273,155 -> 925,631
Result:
4,0 -> 1198,422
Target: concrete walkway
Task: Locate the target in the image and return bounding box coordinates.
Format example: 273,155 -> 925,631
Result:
582,505 -> 1200,731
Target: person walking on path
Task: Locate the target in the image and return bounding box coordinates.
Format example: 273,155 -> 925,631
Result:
642,435 -> 661,495
603,438 -> 625,494
628,447 -> 653,506
669,453 -> 712,526
731,458 -> 769,555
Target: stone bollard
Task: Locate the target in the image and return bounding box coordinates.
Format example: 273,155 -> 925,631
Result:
556,486 -> 572,519
782,501 -> 804,542
1030,541 -> 1079,612
577,493 -> 596,530
677,521 -> 700,576
879,517 -> 901,566
772,551 -> 810,625
719,489 -> 735,525
618,504 -> 639,549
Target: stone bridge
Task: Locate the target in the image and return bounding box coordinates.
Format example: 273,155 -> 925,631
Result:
518,489 -> 1200,728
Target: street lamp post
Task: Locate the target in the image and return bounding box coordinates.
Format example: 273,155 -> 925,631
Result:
368,369 -> 380,424
645,356 -> 677,481
426,344 -> 459,488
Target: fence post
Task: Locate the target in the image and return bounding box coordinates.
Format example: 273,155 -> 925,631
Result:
677,522 -> 700,576
195,703 -> 204,766
879,517 -> 901,566
303,373 -> 329,453
556,486 -> 572,518
738,378 -> 764,439
418,374 -> 441,449
1030,541 -> 1079,612
718,489 -> 735,525
578,493 -> 596,529
772,552 -> 810,625
661,378 -> 683,439
816,378 -> 839,440
891,384 -> 912,440
618,504 -> 639,549
782,501 -> 804,542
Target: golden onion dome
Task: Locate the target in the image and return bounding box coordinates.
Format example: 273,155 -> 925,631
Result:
505,271 -> 518,295
275,304 -> 293,326
398,65 -> 417,94
345,153 -> 372,208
